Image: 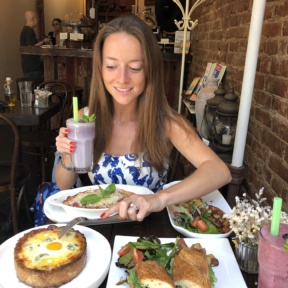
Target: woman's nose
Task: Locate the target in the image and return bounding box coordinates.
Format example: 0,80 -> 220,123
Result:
118,68 -> 129,83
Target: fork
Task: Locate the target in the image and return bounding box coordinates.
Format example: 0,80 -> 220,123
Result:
58,216 -> 88,239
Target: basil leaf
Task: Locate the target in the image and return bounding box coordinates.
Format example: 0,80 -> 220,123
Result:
79,114 -> 96,123
89,114 -> 96,122
100,183 -> 116,197
80,193 -> 102,205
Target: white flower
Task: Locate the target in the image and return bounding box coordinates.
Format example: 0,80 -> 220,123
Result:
224,188 -> 274,246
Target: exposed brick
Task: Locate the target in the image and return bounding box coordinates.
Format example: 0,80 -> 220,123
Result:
283,21 -> 288,36
270,58 -> 281,76
254,107 -> 272,129
268,155 -> 288,183
266,77 -> 288,99
278,40 -> 288,55
275,2 -> 288,18
272,97 -> 288,119
262,129 -> 286,158
190,0 -> 288,211
262,22 -> 283,38
271,116 -> 288,143
280,59 -> 288,78
266,40 -> 278,56
253,89 -> 271,108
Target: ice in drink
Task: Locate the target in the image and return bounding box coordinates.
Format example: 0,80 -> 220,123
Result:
66,118 -> 95,173
258,223 -> 288,288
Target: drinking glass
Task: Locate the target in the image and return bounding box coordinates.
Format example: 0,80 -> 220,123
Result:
18,81 -> 33,107
66,118 -> 95,173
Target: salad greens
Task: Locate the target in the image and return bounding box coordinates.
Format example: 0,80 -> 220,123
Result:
80,183 -> 116,205
118,236 -> 217,288
175,206 -> 220,234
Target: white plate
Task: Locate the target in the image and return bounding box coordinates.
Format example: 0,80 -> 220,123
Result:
164,181 -> 232,238
0,225 -> 111,287
0,225 -> 111,288
45,184 -> 154,221
106,236 -> 247,288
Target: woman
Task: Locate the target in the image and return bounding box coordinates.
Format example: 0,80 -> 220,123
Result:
48,18 -> 62,45
55,15 -> 231,222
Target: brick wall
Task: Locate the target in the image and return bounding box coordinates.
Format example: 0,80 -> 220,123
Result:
189,0 -> 288,211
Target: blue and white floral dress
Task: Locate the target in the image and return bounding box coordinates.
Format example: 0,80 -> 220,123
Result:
33,152 -> 168,226
88,152 -> 168,193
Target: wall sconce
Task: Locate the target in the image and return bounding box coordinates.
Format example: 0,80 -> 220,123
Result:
212,88 -> 239,152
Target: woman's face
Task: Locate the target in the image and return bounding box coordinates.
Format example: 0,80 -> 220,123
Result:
52,21 -> 61,32
101,32 -> 145,107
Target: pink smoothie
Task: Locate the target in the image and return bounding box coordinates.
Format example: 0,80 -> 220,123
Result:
258,223 -> 288,288
66,118 -> 95,173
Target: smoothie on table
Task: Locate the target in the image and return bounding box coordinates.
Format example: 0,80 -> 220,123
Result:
258,223 -> 288,288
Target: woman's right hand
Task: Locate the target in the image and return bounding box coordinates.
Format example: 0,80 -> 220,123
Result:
55,127 -> 75,155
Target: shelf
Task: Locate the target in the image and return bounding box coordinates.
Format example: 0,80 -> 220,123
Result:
183,99 -> 195,114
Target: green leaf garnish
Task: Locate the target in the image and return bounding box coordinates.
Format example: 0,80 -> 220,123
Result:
80,194 -> 102,205
79,114 -> 96,123
99,183 -> 116,197
80,184 -> 116,205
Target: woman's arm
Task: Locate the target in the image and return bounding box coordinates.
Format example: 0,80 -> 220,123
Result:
157,116 -> 232,207
103,116 -> 232,221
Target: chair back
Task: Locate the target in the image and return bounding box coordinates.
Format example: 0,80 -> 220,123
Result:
38,80 -> 75,129
0,114 -> 19,193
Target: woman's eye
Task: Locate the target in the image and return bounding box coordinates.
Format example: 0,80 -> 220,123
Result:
106,65 -> 115,70
129,67 -> 142,72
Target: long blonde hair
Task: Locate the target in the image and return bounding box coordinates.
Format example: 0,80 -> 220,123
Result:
89,15 -> 181,172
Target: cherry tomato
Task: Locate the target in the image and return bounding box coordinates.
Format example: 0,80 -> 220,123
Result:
132,248 -> 144,263
118,244 -> 131,256
197,219 -> 208,232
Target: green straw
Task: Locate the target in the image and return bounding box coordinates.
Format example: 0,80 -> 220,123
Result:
270,197 -> 282,236
73,97 -> 78,122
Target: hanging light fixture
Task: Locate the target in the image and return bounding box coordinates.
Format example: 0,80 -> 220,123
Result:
204,82 -> 226,142
212,88 -> 239,152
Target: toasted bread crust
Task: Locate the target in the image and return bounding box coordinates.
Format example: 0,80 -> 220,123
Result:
63,188 -> 134,208
14,225 -> 87,288
173,247 -> 210,288
135,260 -> 175,288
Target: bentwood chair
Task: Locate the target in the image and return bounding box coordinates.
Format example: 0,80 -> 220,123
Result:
0,114 -> 31,235
20,81 -> 75,182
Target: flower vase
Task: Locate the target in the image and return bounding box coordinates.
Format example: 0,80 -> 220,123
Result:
235,242 -> 259,274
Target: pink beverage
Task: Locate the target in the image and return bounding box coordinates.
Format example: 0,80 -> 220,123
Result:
258,223 -> 288,288
66,118 -> 95,173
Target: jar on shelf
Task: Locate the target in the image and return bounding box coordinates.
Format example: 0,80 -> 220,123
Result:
195,78 -> 218,139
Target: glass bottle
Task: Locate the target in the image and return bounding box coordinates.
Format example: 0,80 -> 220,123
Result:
4,77 -> 16,107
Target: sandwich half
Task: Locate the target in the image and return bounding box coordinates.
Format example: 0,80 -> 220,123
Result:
129,260 -> 175,288
173,247 -> 210,288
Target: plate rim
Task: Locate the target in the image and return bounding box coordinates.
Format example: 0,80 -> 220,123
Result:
0,224 -> 111,288
164,181 -> 232,238
44,184 -> 154,223
106,235 -> 247,288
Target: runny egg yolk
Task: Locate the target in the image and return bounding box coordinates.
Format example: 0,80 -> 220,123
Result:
46,242 -> 62,250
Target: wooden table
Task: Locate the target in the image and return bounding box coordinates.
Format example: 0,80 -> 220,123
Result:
0,100 -> 59,127
81,209 -> 257,288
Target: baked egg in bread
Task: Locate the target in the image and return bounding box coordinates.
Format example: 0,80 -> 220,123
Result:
14,225 -> 87,288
